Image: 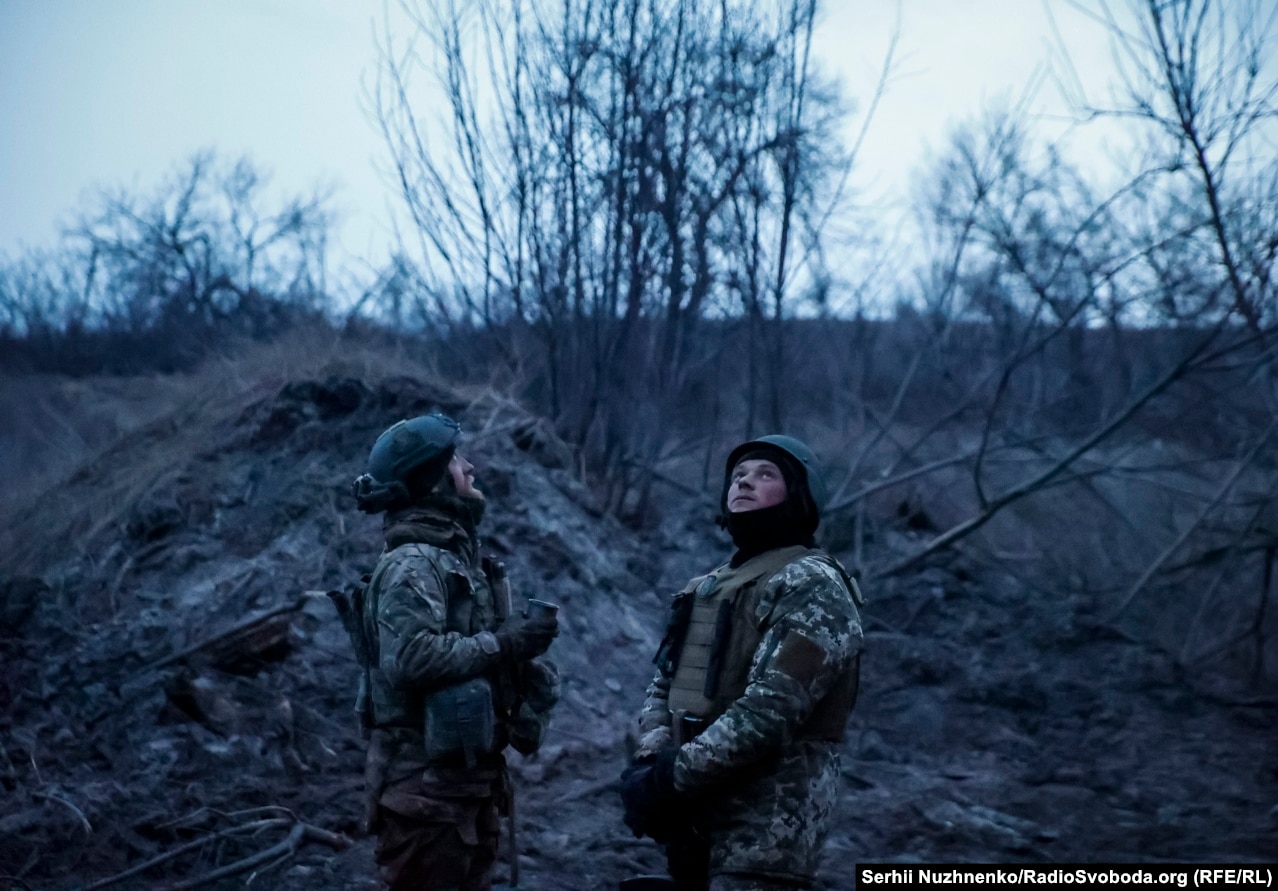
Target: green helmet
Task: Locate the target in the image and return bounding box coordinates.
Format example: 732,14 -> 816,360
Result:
722,434 -> 827,525
353,413 -> 461,513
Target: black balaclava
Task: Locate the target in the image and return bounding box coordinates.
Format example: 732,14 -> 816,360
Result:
717,446 -> 817,567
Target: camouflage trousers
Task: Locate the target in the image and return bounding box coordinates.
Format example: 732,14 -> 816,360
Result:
373,770 -> 503,891
666,834 -> 812,891
710,878 -> 811,891
663,741 -> 839,891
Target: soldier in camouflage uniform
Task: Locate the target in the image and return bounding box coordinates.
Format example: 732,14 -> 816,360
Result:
350,413 -> 560,891
621,435 -> 864,891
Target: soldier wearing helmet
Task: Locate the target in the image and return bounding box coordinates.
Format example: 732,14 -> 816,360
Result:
349,413 -> 560,891
620,435 -> 865,890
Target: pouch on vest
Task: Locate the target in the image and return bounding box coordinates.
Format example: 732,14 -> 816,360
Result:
423,677 -> 497,767
331,574 -> 376,736
654,587 -> 698,676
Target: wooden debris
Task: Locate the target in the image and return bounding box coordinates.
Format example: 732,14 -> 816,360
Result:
82,814 -> 349,891
149,593 -> 321,674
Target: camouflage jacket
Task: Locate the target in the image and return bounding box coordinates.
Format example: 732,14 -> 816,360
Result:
361,498 -> 557,785
635,549 -> 864,881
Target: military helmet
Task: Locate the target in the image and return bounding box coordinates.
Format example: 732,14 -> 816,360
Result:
368,414 -> 460,485
353,413 -> 461,513
722,433 -> 828,521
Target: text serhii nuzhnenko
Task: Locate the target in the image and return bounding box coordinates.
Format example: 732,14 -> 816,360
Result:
856,868 -> 1241,887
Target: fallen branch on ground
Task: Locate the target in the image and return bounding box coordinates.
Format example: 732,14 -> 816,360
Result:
82,815 -> 349,891
88,593 -> 325,728
162,822 -> 349,891
147,592 -> 320,672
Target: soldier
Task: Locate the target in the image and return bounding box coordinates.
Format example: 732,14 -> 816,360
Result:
620,435 -> 865,891
346,413 -> 560,891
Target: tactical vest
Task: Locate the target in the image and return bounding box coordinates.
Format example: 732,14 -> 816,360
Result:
362,543 -> 500,730
662,546 -> 861,743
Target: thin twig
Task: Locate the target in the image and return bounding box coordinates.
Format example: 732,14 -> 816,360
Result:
162,824 -> 305,891
33,790 -> 92,836
244,852 -> 293,888
82,819 -> 291,890
159,805 -> 297,831
872,322 -> 1236,580
555,774 -> 618,804
162,823 -> 349,891
1113,417 -> 1277,619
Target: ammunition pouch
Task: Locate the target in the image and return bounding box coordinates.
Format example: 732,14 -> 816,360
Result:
653,588 -> 697,677
423,677 -> 498,768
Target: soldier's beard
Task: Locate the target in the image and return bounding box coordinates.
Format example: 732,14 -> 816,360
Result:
454,477 -> 484,500
458,493 -> 486,529
433,490 -> 486,532
437,471 -> 486,527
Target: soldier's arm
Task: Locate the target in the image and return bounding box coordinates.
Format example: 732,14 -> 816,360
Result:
376,549 -> 503,691
634,669 -> 674,758
673,557 -> 862,790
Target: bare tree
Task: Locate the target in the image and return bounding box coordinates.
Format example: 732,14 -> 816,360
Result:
0,152 -> 335,373
371,0 -> 860,504
72,151 -> 333,331
843,0 -> 1278,689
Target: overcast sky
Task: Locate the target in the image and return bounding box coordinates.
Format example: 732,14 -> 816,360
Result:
0,1 -> 1121,274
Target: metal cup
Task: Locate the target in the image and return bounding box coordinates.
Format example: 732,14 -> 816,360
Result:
526,599 -> 559,621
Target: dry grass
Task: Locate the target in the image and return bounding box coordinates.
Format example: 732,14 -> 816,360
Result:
0,323 -> 478,577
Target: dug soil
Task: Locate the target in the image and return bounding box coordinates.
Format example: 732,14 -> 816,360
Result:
1,374 -> 1274,890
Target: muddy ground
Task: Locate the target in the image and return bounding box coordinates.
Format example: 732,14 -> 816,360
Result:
1,374 -> 1274,890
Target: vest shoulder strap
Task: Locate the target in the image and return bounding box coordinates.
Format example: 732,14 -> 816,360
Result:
721,544 -> 814,592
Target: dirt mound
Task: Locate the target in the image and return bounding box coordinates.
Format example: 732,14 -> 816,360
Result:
1,371 -> 1274,890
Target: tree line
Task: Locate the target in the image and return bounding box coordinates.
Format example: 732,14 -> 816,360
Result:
2,0 -> 1274,689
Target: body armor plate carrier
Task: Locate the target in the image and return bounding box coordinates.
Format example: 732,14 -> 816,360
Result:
659,546 -> 861,743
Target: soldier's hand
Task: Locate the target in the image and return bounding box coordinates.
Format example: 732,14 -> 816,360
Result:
619,747 -> 680,840
495,611 -> 558,662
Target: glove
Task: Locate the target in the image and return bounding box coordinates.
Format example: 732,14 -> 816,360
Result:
495,611 -> 558,662
619,747 -> 680,840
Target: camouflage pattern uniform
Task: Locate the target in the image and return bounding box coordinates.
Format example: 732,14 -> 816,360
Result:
362,496 -> 557,891
634,549 -> 863,888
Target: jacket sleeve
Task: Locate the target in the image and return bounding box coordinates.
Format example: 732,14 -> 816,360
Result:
673,556 -> 862,791
375,545 -> 504,691
634,669 -> 674,758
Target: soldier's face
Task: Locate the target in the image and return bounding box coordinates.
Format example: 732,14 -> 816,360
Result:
448,453 -> 484,499
727,458 -> 787,512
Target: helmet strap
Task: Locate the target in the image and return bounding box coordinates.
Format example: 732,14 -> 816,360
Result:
352,473 -> 413,514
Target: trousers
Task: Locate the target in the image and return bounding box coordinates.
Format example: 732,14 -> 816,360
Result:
373,771 -> 502,891
667,835 -> 811,891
